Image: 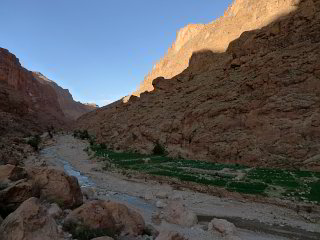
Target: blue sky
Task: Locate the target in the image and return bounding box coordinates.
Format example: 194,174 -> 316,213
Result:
0,1 -> 232,106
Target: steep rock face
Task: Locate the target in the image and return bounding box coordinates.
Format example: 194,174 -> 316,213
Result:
0,48 -> 67,164
0,48 -> 95,164
130,0 -> 301,98
77,0 -> 320,170
0,48 -> 66,128
33,72 -> 97,120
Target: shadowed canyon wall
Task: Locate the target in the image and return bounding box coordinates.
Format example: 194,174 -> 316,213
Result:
0,48 -> 96,164
77,0 -> 320,170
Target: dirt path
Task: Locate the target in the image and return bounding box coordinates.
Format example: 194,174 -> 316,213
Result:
27,134 -> 320,240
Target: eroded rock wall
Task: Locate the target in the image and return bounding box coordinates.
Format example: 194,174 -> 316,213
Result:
77,0 -> 320,170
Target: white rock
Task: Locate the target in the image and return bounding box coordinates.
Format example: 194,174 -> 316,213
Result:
208,218 -> 236,235
169,192 -> 183,201
144,192 -> 154,200
163,200 -> 198,227
156,190 -> 169,199
156,200 -> 167,208
81,187 -> 97,201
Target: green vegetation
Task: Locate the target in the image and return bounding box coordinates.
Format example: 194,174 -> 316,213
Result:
73,130 -> 320,204
27,135 -> 41,151
65,223 -> 115,240
152,141 -> 167,155
73,129 -> 90,140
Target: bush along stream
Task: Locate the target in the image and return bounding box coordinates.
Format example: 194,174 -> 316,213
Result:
74,130 -> 320,204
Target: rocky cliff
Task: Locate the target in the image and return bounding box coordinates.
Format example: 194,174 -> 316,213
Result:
77,0 -> 320,170
128,0 -> 302,99
33,72 -> 97,120
0,47 -> 95,164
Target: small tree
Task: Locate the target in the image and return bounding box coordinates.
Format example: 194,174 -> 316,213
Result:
28,135 -> 41,151
153,141 -> 166,155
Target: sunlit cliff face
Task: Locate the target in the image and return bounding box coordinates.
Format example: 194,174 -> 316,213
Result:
121,0 -> 300,103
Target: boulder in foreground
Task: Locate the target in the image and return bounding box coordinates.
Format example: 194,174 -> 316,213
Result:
64,200 -> 145,237
0,197 -> 64,240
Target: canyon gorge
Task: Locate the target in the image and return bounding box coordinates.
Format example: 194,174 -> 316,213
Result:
0,0 -> 319,239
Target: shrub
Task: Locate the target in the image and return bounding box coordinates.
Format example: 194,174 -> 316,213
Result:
152,141 -> 166,155
64,223 -> 115,240
73,130 -> 90,140
27,135 -> 41,151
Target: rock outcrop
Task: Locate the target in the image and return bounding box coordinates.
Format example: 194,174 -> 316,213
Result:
0,48 -> 96,165
77,0 -> 320,170
0,197 -> 64,240
27,167 -> 83,209
0,165 -> 83,217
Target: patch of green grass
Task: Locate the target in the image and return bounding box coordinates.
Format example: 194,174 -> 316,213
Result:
293,170 -> 314,178
306,181 -> 320,202
65,223 -> 116,240
83,136 -> 320,203
227,181 -> 268,195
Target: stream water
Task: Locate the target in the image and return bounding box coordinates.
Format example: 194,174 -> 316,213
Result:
40,147 -> 156,216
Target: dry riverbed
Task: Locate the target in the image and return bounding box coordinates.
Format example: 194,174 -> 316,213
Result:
27,134 -> 320,240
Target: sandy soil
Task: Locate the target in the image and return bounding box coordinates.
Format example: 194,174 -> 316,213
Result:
27,134 -> 320,240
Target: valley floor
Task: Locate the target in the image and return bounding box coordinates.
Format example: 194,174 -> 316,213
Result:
27,134 -> 320,240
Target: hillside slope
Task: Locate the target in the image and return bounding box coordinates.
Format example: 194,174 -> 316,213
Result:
77,0 -> 320,170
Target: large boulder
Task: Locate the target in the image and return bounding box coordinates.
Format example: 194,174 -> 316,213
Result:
0,166 -> 83,217
64,200 -> 145,237
0,165 -> 33,217
0,179 -> 34,217
163,200 -> 198,227
0,197 -> 64,240
27,167 -> 83,209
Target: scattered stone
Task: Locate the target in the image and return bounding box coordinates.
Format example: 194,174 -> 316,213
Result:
163,200 -> 198,227
82,186 -> 97,202
208,218 -> 236,236
0,197 -> 64,240
144,191 -> 154,200
169,192 -> 183,201
155,230 -> 186,240
156,200 -> 167,208
156,190 -> 169,199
